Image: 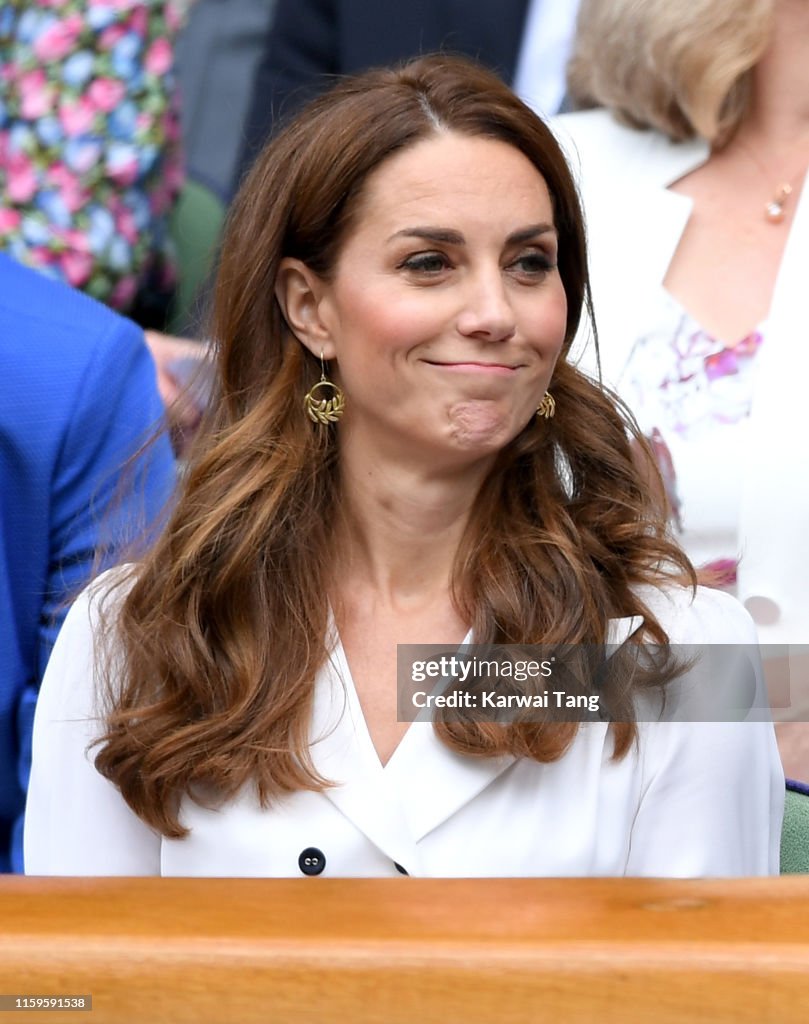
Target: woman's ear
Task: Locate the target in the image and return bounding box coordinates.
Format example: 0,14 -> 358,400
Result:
274,258 -> 336,359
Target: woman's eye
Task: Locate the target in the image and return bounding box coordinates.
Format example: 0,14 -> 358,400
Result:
400,252 -> 450,274
511,251 -> 555,276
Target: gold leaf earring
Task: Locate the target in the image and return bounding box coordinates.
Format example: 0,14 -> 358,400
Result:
536,391 -> 555,419
303,351 -> 345,424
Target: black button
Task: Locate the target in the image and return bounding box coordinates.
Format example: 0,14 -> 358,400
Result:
394,862 -> 409,876
298,847 -> 326,876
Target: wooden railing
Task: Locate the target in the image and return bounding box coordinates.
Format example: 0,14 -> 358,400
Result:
1,877 -> 808,1023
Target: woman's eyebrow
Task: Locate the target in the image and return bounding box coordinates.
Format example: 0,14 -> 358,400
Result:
388,227 -> 465,244
506,223 -> 557,245
387,223 -> 557,245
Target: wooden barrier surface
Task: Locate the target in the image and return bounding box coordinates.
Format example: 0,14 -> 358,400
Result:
0,877 -> 808,1023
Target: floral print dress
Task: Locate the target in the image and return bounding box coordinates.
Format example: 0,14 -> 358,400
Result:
0,0 -> 184,317
621,290 -> 765,588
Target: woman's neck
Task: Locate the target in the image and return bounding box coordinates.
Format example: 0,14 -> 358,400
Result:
332,443 -> 492,608
737,0 -> 809,150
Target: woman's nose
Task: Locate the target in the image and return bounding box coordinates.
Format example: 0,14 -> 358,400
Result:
456,270 -> 516,342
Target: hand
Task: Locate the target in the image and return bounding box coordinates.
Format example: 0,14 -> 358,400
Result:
144,330 -> 213,455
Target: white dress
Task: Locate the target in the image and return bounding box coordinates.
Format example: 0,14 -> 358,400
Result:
621,290 -> 765,580
551,108 -> 809,650
24,572 -> 783,877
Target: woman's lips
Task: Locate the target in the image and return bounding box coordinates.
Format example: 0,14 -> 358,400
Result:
424,361 -> 520,376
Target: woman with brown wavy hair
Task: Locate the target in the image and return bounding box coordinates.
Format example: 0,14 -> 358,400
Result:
24,55 -> 782,877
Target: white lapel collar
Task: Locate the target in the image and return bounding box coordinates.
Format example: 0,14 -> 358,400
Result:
638,131 -> 710,190
386,614 -> 646,843
309,641 -> 424,873
613,135 -> 708,383
385,722 -> 516,844
574,130 -> 709,387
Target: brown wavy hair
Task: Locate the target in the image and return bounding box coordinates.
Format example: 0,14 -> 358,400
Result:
94,54 -> 694,838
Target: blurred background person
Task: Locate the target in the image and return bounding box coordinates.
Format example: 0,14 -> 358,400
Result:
0,253 -> 175,873
175,0 -> 278,204
234,0 -> 581,192
165,0 -> 277,366
553,0 -> 809,775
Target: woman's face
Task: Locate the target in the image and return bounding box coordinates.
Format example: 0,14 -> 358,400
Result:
316,132 -> 569,469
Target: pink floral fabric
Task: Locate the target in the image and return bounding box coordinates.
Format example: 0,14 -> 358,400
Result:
621,293 -> 766,586
0,0 -> 184,314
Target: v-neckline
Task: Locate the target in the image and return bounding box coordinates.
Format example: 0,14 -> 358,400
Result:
326,626 -> 474,771
314,628 -> 516,853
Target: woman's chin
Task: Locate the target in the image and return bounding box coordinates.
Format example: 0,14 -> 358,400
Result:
446,399 -> 522,444
444,402 -> 525,453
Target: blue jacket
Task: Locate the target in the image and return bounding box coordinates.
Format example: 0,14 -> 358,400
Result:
0,254 -> 176,871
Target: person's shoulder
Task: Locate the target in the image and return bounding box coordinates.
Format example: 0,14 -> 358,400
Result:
61,564 -> 137,615
57,565 -> 140,654
551,108 -> 649,166
0,255 -> 141,363
81,565 -> 140,614
551,110 -> 708,193
633,581 -> 757,646
552,107 -> 630,141
627,582 -> 771,735
0,257 -> 153,428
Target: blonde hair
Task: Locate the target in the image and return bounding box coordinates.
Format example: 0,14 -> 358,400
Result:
567,0 -> 775,145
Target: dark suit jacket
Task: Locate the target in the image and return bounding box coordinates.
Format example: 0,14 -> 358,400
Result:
0,255 -> 175,871
234,0 -> 530,193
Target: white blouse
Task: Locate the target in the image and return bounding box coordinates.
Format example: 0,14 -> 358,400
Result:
24,574 -> 783,877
